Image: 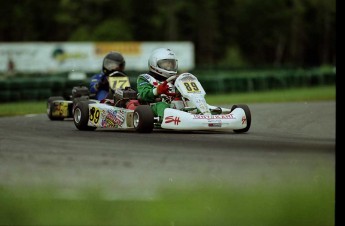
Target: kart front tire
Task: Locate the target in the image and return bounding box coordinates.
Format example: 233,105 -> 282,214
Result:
133,105 -> 154,133
73,101 -> 96,131
47,96 -> 65,121
232,104 -> 251,133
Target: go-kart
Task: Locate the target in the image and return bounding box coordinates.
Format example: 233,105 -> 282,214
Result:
46,71 -> 131,121
46,85 -> 92,120
73,72 -> 251,133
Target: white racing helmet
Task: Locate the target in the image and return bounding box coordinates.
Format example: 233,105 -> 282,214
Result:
148,48 -> 178,78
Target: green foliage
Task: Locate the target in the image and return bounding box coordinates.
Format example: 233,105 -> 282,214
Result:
0,0 -> 336,67
70,20 -> 133,41
92,20 -> 133,41
218,46 -> 248,68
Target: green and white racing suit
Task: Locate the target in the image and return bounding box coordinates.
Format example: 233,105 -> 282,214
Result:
136,73 -> 176,119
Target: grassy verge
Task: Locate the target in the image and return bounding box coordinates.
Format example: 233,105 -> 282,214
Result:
206,85 -> 335,105
0,85 -> 336,117
0,178 -> 334,226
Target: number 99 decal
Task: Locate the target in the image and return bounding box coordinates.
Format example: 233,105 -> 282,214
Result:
183,82 -> 200,93
89,107 -> 100,124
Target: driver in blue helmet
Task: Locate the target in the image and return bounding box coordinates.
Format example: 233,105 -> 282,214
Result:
136,48 -> 178,120
90,51 -> 126,100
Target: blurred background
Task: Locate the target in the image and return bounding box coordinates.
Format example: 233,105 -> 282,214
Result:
0,0 -> 336,101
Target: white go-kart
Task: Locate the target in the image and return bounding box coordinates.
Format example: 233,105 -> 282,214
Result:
73,72 -> 251,133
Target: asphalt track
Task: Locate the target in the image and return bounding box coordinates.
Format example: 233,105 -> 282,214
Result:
0,101 -> 335,199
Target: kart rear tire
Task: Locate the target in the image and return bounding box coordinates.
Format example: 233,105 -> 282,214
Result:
47,96 -> 65,120
73,101 -> 96,131
232,104 -> 251,133
72,95 -> 90,114
133,105 -> 154,133
72,86 -> 90,98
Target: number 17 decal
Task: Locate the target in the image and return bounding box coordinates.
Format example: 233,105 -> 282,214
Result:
108,77 -> 131,89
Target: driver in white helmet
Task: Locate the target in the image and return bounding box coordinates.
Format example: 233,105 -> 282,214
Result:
136,48 -> 178,120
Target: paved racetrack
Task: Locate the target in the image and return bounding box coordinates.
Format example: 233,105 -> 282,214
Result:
0,101 -> 335,199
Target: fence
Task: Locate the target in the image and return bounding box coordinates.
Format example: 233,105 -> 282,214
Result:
0,67 -> 336,102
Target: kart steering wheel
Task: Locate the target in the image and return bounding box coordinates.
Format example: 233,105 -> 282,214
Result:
163,75 -> 178,97
166,75 -> 178,83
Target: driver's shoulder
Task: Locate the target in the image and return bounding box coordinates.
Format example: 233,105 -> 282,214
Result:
138,73 -> 152,80
91,73 -> 103,79
138,73 -> 160,84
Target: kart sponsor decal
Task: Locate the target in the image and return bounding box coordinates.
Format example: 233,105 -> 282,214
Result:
52,102 -> 69,117
100,109 -> 107,119
115,110 -> 126,125
242,116 -> 246,124
208,119 -> 222,127
165,116 -> 181,125
208,123 -> 222,127
105,110 -> 118,127
98,109 -> 126,128
193,114 -> 235,119
103,117 -> 116,128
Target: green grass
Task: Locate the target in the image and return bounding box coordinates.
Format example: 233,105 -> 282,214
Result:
206,85 -> 336,105
0,85 -> 336,117
0,177 -> 334,226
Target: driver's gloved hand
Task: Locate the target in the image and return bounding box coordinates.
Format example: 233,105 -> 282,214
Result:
157,81 -> 170,95
101,73 -> 108,81
97,76 -> 109,90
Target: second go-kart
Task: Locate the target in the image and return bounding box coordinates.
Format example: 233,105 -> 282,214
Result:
46,85 -> 93,120
73,72 -> 251,133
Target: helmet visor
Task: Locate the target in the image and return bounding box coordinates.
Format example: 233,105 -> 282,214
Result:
157,59 -> 177,71
104,58 -> 121,71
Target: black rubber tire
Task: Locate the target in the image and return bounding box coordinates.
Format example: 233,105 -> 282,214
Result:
133,105 -> 154,133
47,96 -> 65,120
232,104 -> 251,133
73,101 -> 96,131
72,95 -> 90,115
72,86 -> 90,98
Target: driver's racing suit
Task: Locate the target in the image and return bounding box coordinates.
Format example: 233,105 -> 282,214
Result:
136,72 -> 176,119
90,72 -> 109,100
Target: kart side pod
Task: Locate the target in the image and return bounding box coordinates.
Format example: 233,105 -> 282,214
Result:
161,105 -> 251,133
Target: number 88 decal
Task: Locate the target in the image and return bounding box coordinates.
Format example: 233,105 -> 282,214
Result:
183,82 -> 199,93
89,107 -> 100,124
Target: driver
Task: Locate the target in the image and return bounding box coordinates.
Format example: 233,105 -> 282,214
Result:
90,51 -> 126,100
136,47 -> 178,120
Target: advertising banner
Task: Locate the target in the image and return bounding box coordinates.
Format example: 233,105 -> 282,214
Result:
0,42 -> 194,73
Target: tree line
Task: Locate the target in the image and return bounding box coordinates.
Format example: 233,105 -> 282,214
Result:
0,0 -> 336,68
